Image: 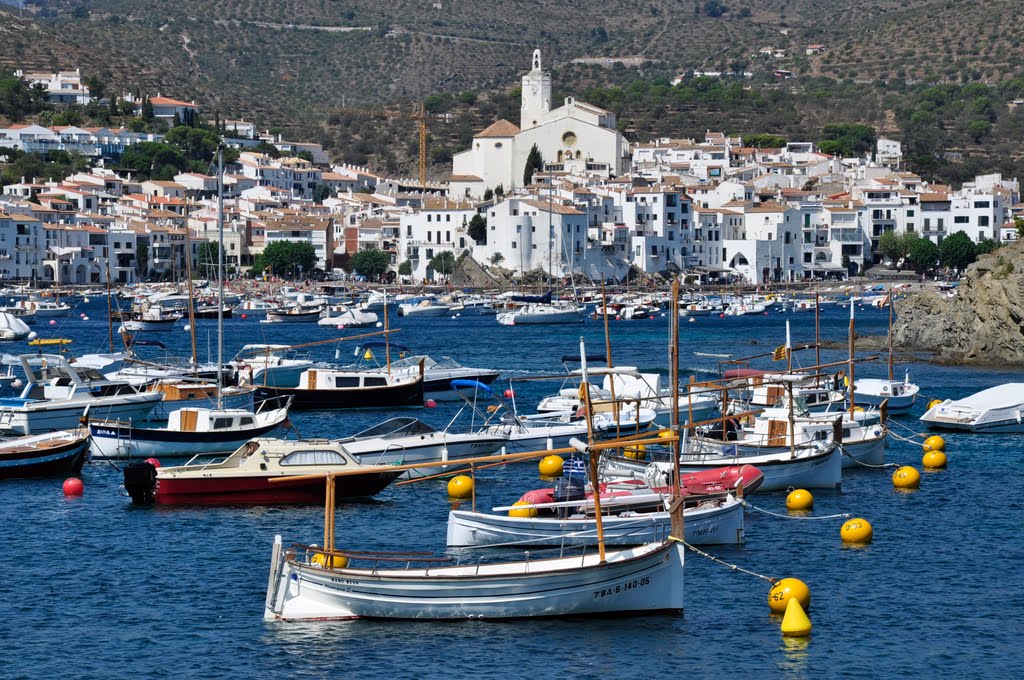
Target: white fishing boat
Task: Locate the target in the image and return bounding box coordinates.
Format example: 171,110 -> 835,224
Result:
855,374 -> 919,413
14,299 -> 71,318
121,304 -> 182,332
89,402 -> 291,460
920,383 -> 1024,433
237,299 -> 277,316
447,494 -> 743,547
0,353 -> 162,435
676,439 -> 841,491
266,305 -> 323,323
352,347 -> 500,401
143,380 -> 256,420
496,303 -> 585,325
397,300 -> 453,317
232,344 -> 314,388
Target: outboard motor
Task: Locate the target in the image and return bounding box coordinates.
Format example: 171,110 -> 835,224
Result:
123,462 -> 157,504
552,462 -> 587,519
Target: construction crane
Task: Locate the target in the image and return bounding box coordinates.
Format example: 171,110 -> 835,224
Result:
338,101 -> 428,186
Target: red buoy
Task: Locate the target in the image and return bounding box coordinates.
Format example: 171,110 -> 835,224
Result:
240,314 -> 248,319
145,457 -> 161,468
425,399 -> 437,408
503,389 -> 514,398
63,477 -> 84,496
719,313 -> 725,318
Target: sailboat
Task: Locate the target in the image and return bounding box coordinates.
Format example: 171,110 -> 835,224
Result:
854,288 -> 919,413
89,147 -> 292,459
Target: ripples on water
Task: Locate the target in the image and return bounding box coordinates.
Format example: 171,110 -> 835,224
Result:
1,302 -> 1021,677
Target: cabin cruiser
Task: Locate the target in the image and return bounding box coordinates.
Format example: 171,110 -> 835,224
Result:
0,354 -> 162,435
920,383 -> 1024,433
397,299 -> 453,317
255,367 -> 424,410
121,303 -> 183,332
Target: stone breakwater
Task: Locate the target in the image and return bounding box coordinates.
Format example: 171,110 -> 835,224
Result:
892,241 -> 1024,365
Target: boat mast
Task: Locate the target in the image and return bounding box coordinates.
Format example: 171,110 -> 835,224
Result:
384,290 -> 391,376
183,198 -> 198,368
216,146 -> 225,409
887,286 -> 894,382
578,337 -> 606,564
670,277 -> 682,500
848,296 -> 855,415
786,319 -> 795,458
814,291 -> 820,386
600,281 -> 619,436
104,259 -> 114,352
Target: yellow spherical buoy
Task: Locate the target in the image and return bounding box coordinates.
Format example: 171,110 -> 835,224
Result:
840,517 -> 873,544
447,474 -> 474,499
538,454 -> 564,477
311,552 -> 350,569
926,399 -> 943,411
624,444 -> 646,460
508,500 -> 539,518
922,435 -> 946,452
768,578 -> 811,614
657,429 -> 674,439
786,489 -> 814,511
922,450 -> 948,469
892,465 -> 921,489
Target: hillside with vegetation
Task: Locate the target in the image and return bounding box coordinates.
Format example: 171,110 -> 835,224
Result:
1,0 -> 1022,184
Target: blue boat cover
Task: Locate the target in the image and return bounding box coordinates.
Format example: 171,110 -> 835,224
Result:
450,379 -> 494,394
510,291 -> 552,304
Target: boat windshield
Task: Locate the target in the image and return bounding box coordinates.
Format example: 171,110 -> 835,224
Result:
353,417 -> 437,439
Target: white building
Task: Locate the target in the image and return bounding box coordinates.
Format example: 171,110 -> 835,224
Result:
450,51 -> 628,199
15,68 -> 91,105
399,198 -> 477,281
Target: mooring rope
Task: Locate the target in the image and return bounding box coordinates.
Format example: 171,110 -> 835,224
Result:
738,497 -> 850,520
668,535 -> 777,584
838,444 -> 900,469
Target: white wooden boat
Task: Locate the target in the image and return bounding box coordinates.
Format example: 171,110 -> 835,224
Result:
496,303 -> 585,325
264,536 -> 684,621
14,299 -> 71,318
397,300 -> 453,317
920,383 -> 1024,433
232,344 -> 314,388
89,402 -> 291,460
446,495 -> 743,547
144,380 -> 255,420
0,354 -> 162,435
122,304 -> 183,332
854,375 -> 919,413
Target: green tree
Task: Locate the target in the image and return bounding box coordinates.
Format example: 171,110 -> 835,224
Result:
965,119 -> 992,142
348,249 -> 391,280
467,213 -> 487,243
939,231 -> 977,271
120,142 -> 187,179
704,0 -> 728,17
312,183 -> 332,203
489,252 -> 505,265
252,240 -> 318,278
976,238 -> 1000,255
1015,217 -> 1024,240
523,144 -> 543,186
398,260 -> 412,276
494,184 -> 505,199
744,133 -> 787,148
819,123 -> 877,157
428,251 -> 455,280
136,242 -> 149,278
164,126 -> 223,165
878,230 -> 909,266
141,97 -> 154,121
907,237 -> 940,273
483,188 -> 494,201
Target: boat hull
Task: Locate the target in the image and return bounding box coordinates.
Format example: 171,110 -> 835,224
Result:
347,434 -> 507,480
88,418 -> 286,460
265,537 -> 684,621
679,446 -> 841,491
0,431 -> 89,479
0,394 -> 162,435
257,379 -> 424,410
153,470 -> 402,505
446,498 -> 743,547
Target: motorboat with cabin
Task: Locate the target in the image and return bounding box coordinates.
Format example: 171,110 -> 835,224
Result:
255,367 -> 424,410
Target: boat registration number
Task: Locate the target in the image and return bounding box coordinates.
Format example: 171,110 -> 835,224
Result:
593,577 -> 649,598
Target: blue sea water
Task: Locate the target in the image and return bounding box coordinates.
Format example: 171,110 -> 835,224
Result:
1,299 -> 1022,679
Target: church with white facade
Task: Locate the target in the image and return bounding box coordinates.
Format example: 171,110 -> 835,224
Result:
450,51 -> 628,199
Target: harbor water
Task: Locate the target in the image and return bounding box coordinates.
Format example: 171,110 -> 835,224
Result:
2,299 -> 1021,678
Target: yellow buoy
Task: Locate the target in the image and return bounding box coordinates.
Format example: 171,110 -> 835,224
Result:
447,475 -> 474,499
853,406 -> 865,413
781,597 -> 812,637
840,517 -> 873,544
926,399 -> 943,410
363,350 -> 375,361
768,578 -> 811,614
922,450 -> 947,469
657,429 -> 674,439
311,552 -> 350,569
624,444 -> 646,460
508,500 -> 539,517
538,455 -> 564,477
892,465 -> 921,489
922,435 -> 946,452
786,489 -> 814,511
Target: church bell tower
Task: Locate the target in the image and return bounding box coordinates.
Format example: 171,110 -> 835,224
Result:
520,49 -> 551,131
